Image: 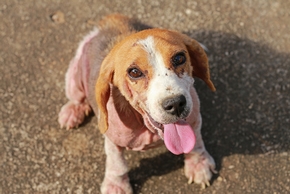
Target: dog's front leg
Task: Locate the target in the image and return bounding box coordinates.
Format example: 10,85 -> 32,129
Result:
184,115 -> 217,189
101,135 -> 133,194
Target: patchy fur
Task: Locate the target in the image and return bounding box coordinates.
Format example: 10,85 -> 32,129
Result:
58,14 -> 216,194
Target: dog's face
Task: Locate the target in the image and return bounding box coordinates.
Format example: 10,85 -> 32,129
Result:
96,29 -> 215,133
124,35 -> 194,125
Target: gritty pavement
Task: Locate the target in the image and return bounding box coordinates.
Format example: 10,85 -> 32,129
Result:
0,0 -> 289,193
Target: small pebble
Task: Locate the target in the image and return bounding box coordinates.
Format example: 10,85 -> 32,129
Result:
50,11 -> 65,24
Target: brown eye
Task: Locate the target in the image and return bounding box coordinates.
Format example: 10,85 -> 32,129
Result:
127,68 -> 144,79
172,52 -> 186,68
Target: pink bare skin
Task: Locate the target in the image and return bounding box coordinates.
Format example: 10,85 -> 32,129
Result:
58,15 -> 216,194
58,29 -> 97,129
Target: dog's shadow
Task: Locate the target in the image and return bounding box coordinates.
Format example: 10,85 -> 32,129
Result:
128,30 -> 290,193
128,151 -> 184,192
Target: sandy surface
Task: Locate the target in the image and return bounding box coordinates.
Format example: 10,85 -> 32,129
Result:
1,0 -> 289,193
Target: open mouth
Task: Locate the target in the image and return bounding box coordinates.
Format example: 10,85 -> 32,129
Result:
144,112 -> 196,155
145,114 -> 164,138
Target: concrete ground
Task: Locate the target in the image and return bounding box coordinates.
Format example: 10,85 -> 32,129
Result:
1,0 -> 289,193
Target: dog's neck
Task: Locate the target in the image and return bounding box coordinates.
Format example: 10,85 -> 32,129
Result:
105,85 -> 162,150
110,85 -> 144,127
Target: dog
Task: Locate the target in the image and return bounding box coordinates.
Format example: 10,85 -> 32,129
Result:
58,14 -> 216,194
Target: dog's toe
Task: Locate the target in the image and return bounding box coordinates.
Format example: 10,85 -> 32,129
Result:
58,101 -> 91,129
184,150 -> 216,188
101,174 -> 133,194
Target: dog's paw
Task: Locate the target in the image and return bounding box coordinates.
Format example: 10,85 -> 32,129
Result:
101,175 -> 133,194
58,101 -> 91,129
184,150 -> 217,189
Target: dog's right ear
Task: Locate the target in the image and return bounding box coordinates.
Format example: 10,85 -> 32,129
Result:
181,34 -> 216,91
95,59 -> 114,134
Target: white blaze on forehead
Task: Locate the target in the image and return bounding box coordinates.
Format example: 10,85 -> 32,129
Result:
138,36 -> 155,56
138,36 -> 171,76
138,35 -> 194,124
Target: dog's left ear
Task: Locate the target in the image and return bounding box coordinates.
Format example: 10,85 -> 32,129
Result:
183,35 -> 216,91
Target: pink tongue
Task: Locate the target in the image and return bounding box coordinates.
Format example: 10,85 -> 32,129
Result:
164,120 -> 196,155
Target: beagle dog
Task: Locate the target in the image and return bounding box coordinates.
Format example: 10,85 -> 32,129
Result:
58,14 -> 216,194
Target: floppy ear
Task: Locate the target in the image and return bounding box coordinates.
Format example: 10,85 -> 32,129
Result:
95,60 -> 114,134
183,35 -> 216,91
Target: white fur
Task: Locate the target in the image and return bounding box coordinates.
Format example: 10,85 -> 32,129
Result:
101,136 -> 133,194
138,36 -> 194,124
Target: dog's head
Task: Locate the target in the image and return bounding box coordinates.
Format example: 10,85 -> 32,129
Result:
96,29 -> 215,134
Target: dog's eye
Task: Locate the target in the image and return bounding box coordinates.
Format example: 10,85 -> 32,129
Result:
172,52 -> 186,67
127,68 -> 144,79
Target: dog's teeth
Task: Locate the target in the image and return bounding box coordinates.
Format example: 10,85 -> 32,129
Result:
201,183 -> 206,189
85,110 -> 89,116
187,177 -> 193,184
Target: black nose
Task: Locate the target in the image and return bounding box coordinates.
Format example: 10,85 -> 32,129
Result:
162,95 -> 187,116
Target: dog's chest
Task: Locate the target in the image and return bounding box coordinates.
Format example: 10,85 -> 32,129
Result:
104,93 -> 163,151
